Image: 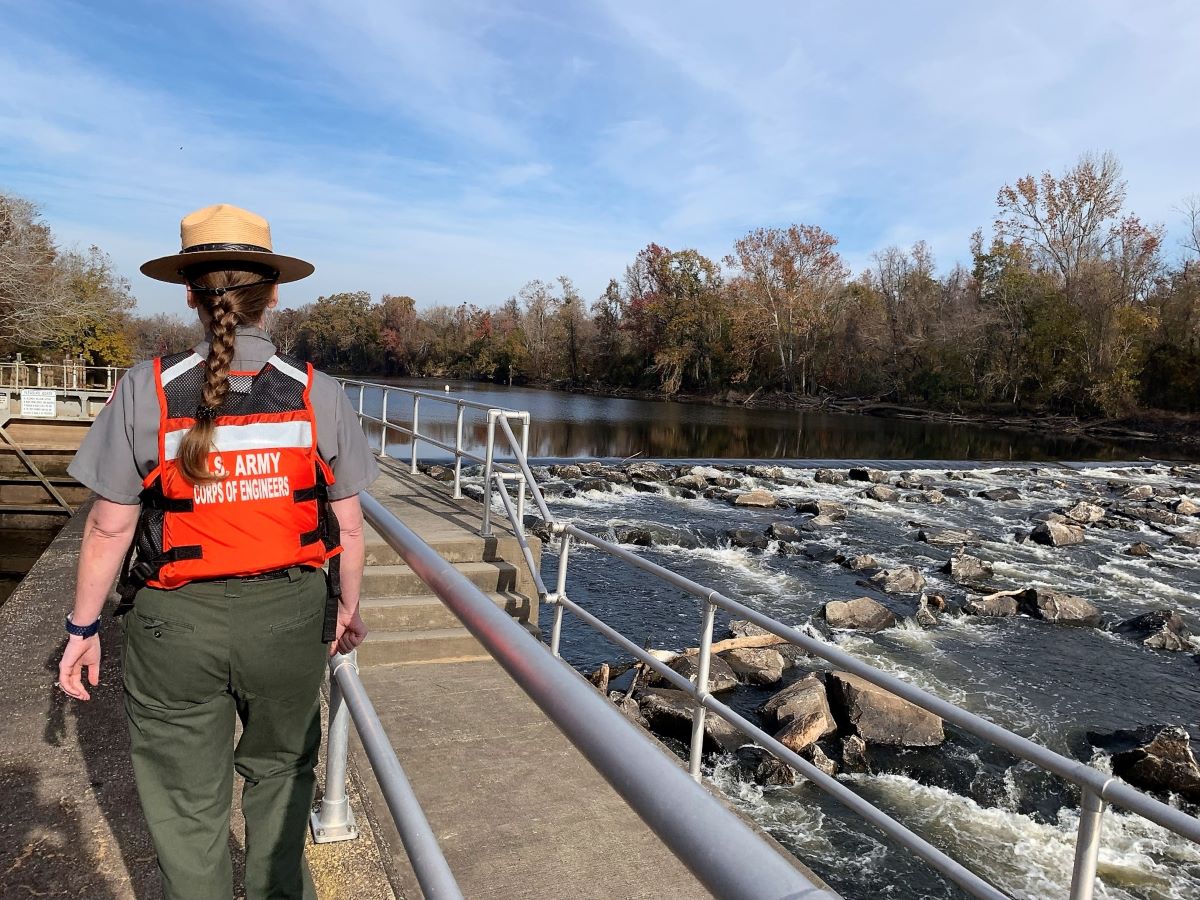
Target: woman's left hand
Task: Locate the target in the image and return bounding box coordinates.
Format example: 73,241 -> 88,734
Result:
58,635 -> 102,701
333,607 -> 367,656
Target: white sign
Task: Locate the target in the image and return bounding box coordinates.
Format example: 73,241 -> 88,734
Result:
21,388 -> 57,418
0,392 -> 8,410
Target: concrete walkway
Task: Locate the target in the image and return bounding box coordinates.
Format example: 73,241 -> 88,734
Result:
354,659 -> 711,899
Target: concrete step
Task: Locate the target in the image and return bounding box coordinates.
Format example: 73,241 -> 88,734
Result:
356,621 -> 542,667
363,523 -> 524,566
359,591 -> 533,632
362,560 -> 522,597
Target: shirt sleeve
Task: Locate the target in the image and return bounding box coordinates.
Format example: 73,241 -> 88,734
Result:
312,372 -> 379,500
67,366 -> 148,504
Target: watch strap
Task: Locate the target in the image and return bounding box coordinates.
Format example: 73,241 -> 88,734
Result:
65,613 -> 101,639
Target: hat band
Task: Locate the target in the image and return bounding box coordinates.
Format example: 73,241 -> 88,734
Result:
182,241 -> 272,254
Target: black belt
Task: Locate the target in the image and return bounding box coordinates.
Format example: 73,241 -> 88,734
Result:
231,565 -> 318,583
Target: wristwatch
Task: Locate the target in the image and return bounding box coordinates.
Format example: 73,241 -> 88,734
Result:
65,613 -> 101,639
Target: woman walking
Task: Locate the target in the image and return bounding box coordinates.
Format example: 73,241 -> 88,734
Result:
56,204 -> 379,899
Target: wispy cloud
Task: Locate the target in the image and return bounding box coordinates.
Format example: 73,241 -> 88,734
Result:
1,1 -> 1198,314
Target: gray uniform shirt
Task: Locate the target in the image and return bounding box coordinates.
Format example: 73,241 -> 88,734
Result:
69,326 -> 379,504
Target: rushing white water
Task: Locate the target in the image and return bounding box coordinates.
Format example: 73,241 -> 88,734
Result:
470,460 -> 1200,899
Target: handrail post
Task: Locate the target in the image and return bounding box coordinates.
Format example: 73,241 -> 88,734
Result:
357,383 -> 365,418
452,402 -> 465,499
411,395 -> 421,474
516,414 -> 530,533
1068,789 -> 1106,900
480,411 -> 497,537
689,599 -> 717,781
311,651 -> 359,843
550,532 -> 571,657
379,389 -> 390,460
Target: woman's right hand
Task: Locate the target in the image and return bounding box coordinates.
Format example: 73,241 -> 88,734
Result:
58,635 -> 102,701
333,606 -> 367,656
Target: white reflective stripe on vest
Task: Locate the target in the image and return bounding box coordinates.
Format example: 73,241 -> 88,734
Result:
163,419 -> 313,461
161,352 -> 203,386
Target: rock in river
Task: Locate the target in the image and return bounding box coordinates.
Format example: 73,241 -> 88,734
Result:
978,487 -> 1021,502
1030,521 -> 1085,547
734,488 -> 779,508
915,595 -> 939,627
766,521 -> 802,542
637,689 -> 744,753
918,527 -> 979,546
814,468 -> 846,485
648,653 -> 740,694
862,485 -> 900,502
1064,500 -> 1106,524
1115,610 -> 1192,651
870,565 -> 926,594
823,596 -> 897,632
941,552 -> 993,583
1089,726 -> 1200,804
1016,588 -> 1102,627
1175,496 -> 1200,516
963,590 -> 1020,617
722,647 -> 786,686
796,498 -> 848,520
615,527 -> 653,547
728,528 -> 769,550
849,467 -> 889,483
759,673 -> 835,734
1125,541 -> 1154,557
828,672 -> 944,747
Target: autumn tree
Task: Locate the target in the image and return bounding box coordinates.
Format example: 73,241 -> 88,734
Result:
726,225 -> 847,393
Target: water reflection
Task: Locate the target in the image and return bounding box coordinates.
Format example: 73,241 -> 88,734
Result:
344,378 -> 1195,462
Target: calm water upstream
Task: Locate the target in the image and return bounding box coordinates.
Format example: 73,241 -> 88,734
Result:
349,378 -> 1200,899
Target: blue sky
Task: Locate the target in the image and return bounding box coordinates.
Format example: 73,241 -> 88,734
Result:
2,0 -> 1199,316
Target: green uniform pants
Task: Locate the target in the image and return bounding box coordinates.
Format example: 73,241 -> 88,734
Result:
123,567 -> 329,900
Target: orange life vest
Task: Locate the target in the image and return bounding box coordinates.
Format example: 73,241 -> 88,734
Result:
124,350 -> 342,594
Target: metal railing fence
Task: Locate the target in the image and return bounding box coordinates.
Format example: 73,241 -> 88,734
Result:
339,378 -> 1200,900
312,651 -> 463,899
335,378 -> 532,528
354,491 -> 838,900
0,360 -> 125,391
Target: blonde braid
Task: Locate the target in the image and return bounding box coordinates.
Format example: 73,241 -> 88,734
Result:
175,267 -> 277,484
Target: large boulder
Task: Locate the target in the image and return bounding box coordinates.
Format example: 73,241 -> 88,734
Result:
627,463 -> 670,482
734,489 -> 779,508
759,674 -> 836,736
1125,541 -> 1155,557
1121,484 -> 1155,500
978,487 -> 1021,502
964,590 -> 1020,617
766,521 -> 803,542
1172,531 -> 1200,549
870,566 -> 926,594
722,647 -> 786,686
1016,588 -> 1102,627
796,499 -> 847,520
1114,610 -> 1192,652
1089,726 -> 1200,804
648,653 -> 740,694
919,528 -> 979,547
1031,521 -> 1086,547
862,485 -> 900,502
844,554 -> 879,572
823,596 -> 897,632
549,464 -> 583,480
813,468 -> 846,485
941,553 -> 993,583
1064,500 -> 1106,524
637,689 -> 744,753
1174,497 -> 1200,517
915,595 -> 939,628
615,527 -> 653,547
670,473 -> 708,491
728,529 -> 769,550
828,672 -> 944,746
849,467 -> 888,483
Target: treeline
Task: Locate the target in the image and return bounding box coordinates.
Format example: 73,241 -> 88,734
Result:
4,152 -> 1199,417
267,153 -> 1200,416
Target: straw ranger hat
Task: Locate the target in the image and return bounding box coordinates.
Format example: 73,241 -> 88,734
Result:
140,203 -> 314,284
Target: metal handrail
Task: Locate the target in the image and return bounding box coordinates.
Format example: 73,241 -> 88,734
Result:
0,361 -> 125,391
357,491 -> 838,900
336,377 -> 1200,899
312,651 -> 464,899
475,409 -> 1200,900
335,378 -> 531,524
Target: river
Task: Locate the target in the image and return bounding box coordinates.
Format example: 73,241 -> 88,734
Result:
355,378 -> 1200,899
